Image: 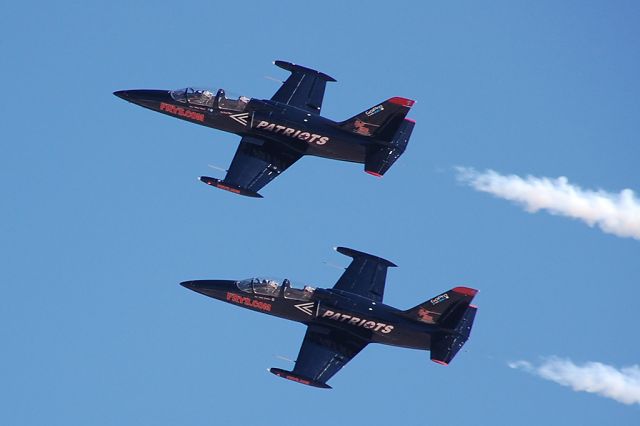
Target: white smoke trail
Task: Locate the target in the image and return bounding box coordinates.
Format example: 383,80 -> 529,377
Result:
508,357 -> 640,405
456,167 -> 640,240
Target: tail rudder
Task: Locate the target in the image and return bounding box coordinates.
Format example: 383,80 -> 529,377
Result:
403,286 -> 478,326
338,97 -> 415,141
430,304 -> 477,365
403,286 -> 479,365
364,118 -> 414,177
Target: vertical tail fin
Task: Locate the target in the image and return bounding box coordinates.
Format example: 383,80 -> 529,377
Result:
339,97 -> 416,177
364,118 -> 414,177
402,287 -> 479,365
404,287 -> 477,326
430,305 -> 477,365
338,97 -> 415,141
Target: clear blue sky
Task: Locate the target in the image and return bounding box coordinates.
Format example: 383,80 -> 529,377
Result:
2,1 -> 639,425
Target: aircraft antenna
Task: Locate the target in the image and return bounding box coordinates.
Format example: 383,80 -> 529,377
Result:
207,164 -> 228,173
276,355 -> 295,364
323,261 -> 345,271
264,75 -> 284,84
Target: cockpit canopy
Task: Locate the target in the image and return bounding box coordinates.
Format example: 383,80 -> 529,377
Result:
237,277 -> 316,301
170,87 -> 250,111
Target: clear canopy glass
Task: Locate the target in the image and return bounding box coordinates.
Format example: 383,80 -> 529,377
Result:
236,278 -> 315,300
170,87 -> 250,111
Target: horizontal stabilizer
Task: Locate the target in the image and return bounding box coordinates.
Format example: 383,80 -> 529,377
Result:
198,176 -> 263,198
430,305 -> 477,365
269,368 -> 332,389
364,118 -> 414,177
405,286 -> 479,366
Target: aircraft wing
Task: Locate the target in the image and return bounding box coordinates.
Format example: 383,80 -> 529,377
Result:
270,60 -> 336,114
199,136 -> 303,197
332,246 -> 397,303
270,325 -> 367,389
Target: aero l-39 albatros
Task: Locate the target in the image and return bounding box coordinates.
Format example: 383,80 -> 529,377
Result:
114,61 -> 415,197
181,247 -> 478,389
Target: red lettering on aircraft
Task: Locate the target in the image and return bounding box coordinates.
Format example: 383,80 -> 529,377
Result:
226,292 -> 272,312
285,375 -> 310,385
216,183 -> 241,194
159,102 -> 205,122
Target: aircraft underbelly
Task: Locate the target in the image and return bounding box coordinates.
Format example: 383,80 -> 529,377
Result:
306,139 -> 366,163
372,329 -> 431,350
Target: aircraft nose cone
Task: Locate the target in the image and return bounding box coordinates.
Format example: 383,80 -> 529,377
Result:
180,280 -> 237,296
113,90 -> 131,100
180,281 -> 197,290
113,89 -> 172,108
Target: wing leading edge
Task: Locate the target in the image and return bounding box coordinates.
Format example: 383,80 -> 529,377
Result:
199,136 -> 303,197
269,325 -> 367,389
332,246 -> 397,303
270,60 -> 336,114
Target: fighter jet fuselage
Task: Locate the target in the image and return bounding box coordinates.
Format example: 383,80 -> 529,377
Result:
114,91 -> 383,161
183,278 -> 440,349
114,61 -> 416,197
181,247 -> 478,389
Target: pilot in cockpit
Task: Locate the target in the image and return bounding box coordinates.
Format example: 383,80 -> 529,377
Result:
189,89 -> 214,106
216,89 -> 249,111
261,279 -> 278,293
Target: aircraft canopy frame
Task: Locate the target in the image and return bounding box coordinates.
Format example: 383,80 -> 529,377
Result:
237,278 -> 315,300
170,87 -> 250,111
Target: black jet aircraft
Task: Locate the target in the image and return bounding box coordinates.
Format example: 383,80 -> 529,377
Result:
114,61 -> 415,198
181,247 -> 478,389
